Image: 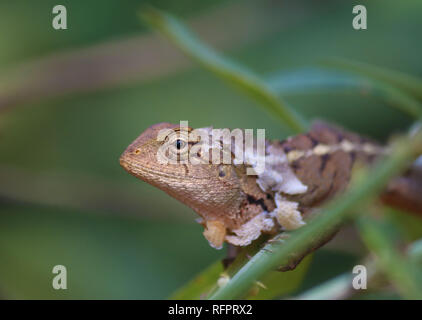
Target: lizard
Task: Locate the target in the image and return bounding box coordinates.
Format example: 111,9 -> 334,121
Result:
119,121 -> 422,253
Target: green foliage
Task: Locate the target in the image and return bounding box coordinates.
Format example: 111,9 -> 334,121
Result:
1,0 -> 422,300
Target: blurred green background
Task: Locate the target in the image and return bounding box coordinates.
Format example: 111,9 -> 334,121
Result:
0,0 -> 421,299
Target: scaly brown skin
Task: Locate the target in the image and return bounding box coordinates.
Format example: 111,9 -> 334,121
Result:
119,121 -> 420,253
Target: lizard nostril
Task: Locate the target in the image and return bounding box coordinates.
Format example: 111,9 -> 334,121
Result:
134,149 -> 140,155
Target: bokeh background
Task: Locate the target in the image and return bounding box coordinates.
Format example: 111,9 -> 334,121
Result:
0,0 -> 421,299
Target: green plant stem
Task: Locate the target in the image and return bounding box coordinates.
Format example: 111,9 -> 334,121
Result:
209,128 -> 422,299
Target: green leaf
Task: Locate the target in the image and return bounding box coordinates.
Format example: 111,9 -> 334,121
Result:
268,68 -> 422,119
139,6 -> 307,134
325,58 -> 422,101
267,68 -> 366,94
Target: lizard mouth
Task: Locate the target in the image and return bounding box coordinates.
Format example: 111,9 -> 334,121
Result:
119,155 -> 165,179
119,154 -> 207,181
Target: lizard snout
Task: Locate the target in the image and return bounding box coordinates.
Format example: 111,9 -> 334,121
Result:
119,147 -> 137,173
119,152 -> 130,171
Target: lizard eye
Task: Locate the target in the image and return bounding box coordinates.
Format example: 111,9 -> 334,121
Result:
175,139 -> 185,150
170,137 -> 188,158
165,133 -> 189,161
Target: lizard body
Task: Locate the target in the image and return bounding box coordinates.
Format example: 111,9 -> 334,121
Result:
120,121 -> 389,249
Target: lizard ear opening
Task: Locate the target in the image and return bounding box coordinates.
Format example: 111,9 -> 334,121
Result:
218,164 -> 234,179
218,166 -> 226,177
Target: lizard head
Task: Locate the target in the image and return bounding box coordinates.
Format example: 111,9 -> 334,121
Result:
119,122 -> 247,226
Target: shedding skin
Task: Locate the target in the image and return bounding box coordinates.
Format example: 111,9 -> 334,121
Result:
120,121 -> 421,252
203,220 -> 226,249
